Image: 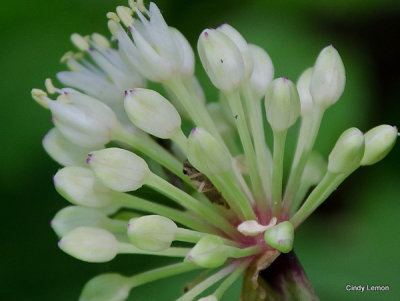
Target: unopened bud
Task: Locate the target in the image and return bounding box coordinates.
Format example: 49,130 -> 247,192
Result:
248,44 -> 274,100
127,215 -> 177,251
302,151 -> 327,186
361,125 -> 398,166
296,67 -> 314,116
187,128 -> 231,175
265,77 -> 300,132
310,45 -> 345,109
124,89 -> 181,139
328,128 -> 364,174
87,148 -> 149,192
198,28 -> 245,92
186,235 -> 227,268
264,221 -> 294,253
54,167 -> 114,208
80,273 -> 131,301
217,23 -> 253,78
58,227 -> 118,262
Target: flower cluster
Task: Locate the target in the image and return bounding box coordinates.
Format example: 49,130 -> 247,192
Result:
32,1 -> 397,300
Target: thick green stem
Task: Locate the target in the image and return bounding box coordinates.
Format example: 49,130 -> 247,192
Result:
115,192 -> 217,234
283,109 -> 324,212
145,172 -> 239,238
271,130 -> 287,216
291,172 -> 346,228
112,126 -> 190,184
226,91 -> 264,200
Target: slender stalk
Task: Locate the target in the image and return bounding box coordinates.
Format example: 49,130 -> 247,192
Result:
176,262 -> 237,301
128,262 -> 199,287
225,91 -> 264,200
291,172 -> 346,228
213,259 -> 251,299
103,218 -> 128,233
283,108 -> 324,211
115,192 -> 217,234
112,126 -> 190,184
145,172 -> 239,238
118,243 -> 190,257
290,180 -> 311,215
171,129 -> 188,154
175,228 -> 239,247
225,245 -> 262,258
241,82 -> 273,201
271,130 -> 287,216
210,172 -> 257,221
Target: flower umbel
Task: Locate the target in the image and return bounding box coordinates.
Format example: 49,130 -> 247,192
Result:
32,1 -> 398,300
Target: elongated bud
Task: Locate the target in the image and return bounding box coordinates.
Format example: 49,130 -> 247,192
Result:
80,273 -> 131,301
265,78 -> 300,132
43,128 -> 101,167
361,125 -> 398,166
58,227 -> 118,262
170,27 -> 195,77
328,128 -> 364,174
87,148 -> 149,192
187,128 -> 231,175
127,215 -> 177,252
302,151 -> 327,186
264,221 -> 294,253
49,90 -> 118,148
54,167 -> 114,208
186,235 -> 227,268
296,67 -> 314,116
51,206 -> 109,237
124,89 -> 181,139
198,28 -> 245,92
248,44 -> 274,100
310,45 -> 345,109
217,23 -> 253,78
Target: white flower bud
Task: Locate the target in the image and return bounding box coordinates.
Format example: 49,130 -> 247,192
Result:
87,148 -> 149,192
187,128 -> 231,175
237,220 -> 269,237
51,206 -> 109,237
80,273 -> 131,301
217,23 -> 253,78
58,227 -> 118,262
310,45 -> 345,109
186,235 -> 227,268
265,78 -> 300,132
170,27 -> 195,77
361,125 -> 398,166
48,90 -> 118,148
43,128 -> 101,167
248,44 -> 274,100
127,215 -> 177,252
197,28 -> 245,92
328,128 -> 364,174
54,167 -> 114,208
264,221 -> 294,253
296,67 -> 314,116
124,89 -> 181,139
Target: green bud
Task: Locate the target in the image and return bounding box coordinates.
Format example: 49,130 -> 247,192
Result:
79,273 -> 131,301
265,77 -> 300,132
124,89 -> 181,139
186,235 -> 227,268
361,125 -> 398,166
187,128 -> 231,175
127,215 -> 177,252
58,227 -> 118,262
88,148 -> 149,192
51,206 -> 109,237
264,221 -> 294,253
54,167 -> 114,208
328,128 -> 364,174
310,45 -> 345,109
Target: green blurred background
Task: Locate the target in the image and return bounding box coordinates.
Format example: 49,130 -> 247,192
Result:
1,0 -> 400,300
